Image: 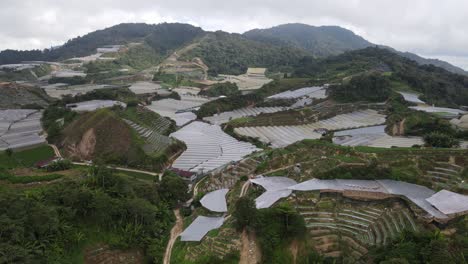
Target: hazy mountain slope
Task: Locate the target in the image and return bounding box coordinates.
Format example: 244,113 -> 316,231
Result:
243,23 -> 372,57
244,23 -> 468,75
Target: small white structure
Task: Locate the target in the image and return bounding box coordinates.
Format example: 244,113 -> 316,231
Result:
200,189 -> 229,212
66,100 -> 126,112
180,216 -> 225,241
250,176 -> 298,209
398,91 -> 426,104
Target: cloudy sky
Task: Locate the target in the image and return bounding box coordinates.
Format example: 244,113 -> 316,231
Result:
2,0 -> 468,69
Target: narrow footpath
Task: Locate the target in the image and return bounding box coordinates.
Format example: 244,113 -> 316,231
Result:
163,209 -> 183,264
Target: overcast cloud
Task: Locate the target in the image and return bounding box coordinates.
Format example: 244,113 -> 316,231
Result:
2,0 -> 468,69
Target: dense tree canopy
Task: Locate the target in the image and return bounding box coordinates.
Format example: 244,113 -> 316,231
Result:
329,72 -> 392,102
0,166 -> 174,263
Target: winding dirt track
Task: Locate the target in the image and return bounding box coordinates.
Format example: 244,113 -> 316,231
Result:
163,209 -> 183,264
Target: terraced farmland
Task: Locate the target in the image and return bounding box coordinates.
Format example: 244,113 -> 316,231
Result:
185,226 -> 241,261
423,162 -> 465,191
0,109 -> 46,150
235,109 -> 386,148
296,196 -> 419,262
198,157 -> 261,193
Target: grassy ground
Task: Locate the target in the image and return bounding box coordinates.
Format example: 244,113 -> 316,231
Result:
0,145 -> 55,169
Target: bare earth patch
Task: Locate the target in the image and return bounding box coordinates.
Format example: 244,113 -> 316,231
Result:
84,244 -> 143,264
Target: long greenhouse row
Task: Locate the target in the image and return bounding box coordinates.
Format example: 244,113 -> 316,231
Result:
0,109 -> 46,150
234,110 -> 386,148
267,86 -> 326,100
170,121 -> 259,173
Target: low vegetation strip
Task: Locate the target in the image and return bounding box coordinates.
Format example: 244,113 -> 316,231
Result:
0,173 -> 63,184
0,145 -> 55,169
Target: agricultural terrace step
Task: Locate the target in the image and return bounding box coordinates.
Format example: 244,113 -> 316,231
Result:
427,171 -> 457,178
434,167 -> 460,174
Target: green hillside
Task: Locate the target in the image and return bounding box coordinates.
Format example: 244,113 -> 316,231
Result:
181,31 -> 309,75
295,47 -> 468,106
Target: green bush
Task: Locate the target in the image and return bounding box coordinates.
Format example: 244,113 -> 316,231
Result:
199,82 -> 240,97
423,132 -> 460,148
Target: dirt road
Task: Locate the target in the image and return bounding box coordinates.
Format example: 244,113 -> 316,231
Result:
163,209 -> 184,264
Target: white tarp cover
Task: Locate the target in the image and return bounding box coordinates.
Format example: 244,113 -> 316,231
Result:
426,190 -> 468,215
179,216 -> 224,241
200,189 -> 229,212
398,92 -> 425,104
250,176 -> 298,209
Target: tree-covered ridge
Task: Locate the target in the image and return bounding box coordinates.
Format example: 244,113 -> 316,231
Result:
180,31 -> 310,75
243,23 -> 372,57
0,166 -> 191,263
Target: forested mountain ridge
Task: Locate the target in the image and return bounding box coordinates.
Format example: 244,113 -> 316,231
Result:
244,23 -> 468,75
1,22 -> 466,77
294,47 -> 468,106
243,23 -> 372,57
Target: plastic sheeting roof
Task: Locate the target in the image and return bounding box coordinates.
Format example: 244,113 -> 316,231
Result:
426,190 -> 468,215
250,176 -> 297,209
66,100 -> 126,112
287,178 -> 452,219
200,189 -> 229,212
334,125 -> 386,136
398,92 -> 425,104
179,216 -> 225,241
267,86 -> 325,100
